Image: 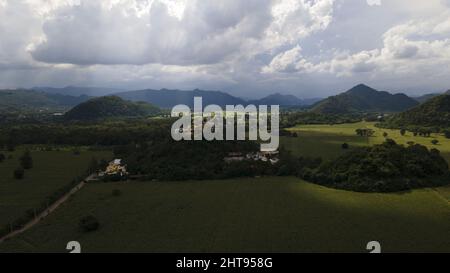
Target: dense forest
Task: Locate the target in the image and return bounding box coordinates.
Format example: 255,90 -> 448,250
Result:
301,140 -> 450,192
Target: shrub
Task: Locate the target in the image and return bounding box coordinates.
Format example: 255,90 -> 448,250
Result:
0,153 -> 5,163
444,130 -> 450,139
431,139 -> 439,145
341,143 -> 349,149
112,189 -> 122,197
13,167 -> 25,180
19,150 -> 33,170
79,216 -> 100,232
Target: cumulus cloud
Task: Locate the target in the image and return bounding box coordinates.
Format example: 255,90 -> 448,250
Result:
264,0 -> 335,49
28,0 -> 336,67
29,0 -> 274,66
366,0 -> 381,6
263,10 -> 450,81
262,45 -> 314,73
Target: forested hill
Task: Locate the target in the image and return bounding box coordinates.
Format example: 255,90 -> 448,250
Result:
64,96 -> 161,121
311,84 -> 419,114
382,94 -> 450,129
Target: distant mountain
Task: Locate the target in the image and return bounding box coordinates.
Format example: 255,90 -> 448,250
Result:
383,94 -> 450,128
414,90 -> 450,104
64,96 -> 160,121
414,93 -> 440,104
249,93 -> 320,106
115,89 -> 245,108
311,84 -> 419,114
0,89 -> 90,112
33,86 -> 123,97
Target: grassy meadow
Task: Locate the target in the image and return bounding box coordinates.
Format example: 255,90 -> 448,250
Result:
0,177 -> 448,253
282,121 -> 450,162
0,147 -> 112,228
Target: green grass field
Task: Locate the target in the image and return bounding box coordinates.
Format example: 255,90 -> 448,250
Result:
282,121 -> 450,162
0,177 -> 448,253
0,147 -> 112,228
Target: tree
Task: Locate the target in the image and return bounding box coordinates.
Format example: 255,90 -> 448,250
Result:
0,153 -> 5,163
342,143 -> 349,149
79,216 -> 100,232
400,129 -> 406,136
19,150 -> 33,170
356,128 -> 375,137
72,148 -> 81,155
444,130 -> 450,139
88,157 -> 99,174
13,167 -> 25,180
431,139 -> 439,145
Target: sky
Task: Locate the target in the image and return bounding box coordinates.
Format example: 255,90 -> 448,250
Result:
0,0 -> 450,98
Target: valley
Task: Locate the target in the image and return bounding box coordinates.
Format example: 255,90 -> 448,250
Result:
0,84 -> 449,253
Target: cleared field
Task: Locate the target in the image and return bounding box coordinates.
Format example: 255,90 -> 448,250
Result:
0,177 -> 448,253
0,147 -> 112,228
282,122 -> 450,162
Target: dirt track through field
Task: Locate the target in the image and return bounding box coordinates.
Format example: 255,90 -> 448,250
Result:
0,181 -> 86,244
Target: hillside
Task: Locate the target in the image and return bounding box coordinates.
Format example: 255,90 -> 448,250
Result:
0,89 -> 90,112
115,89 -> 245,108
383,94 -> 450,129
311,84 -> 419,114
64,96 -> 160,121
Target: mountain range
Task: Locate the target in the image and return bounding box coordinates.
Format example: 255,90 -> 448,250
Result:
114,89 -> 245,108
33,86 -> 320,108
0,89 -> 90,112
413,90 -> 450,104
33,86 -> 123,97
311,84 -> 419,114
3,85 -> 447,115
248,93 -> 321,106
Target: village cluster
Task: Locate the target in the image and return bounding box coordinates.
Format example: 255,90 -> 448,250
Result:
224,148 -> 280,165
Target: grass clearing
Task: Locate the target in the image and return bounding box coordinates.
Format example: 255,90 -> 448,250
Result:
0,177 -> 448,253
0,147 -> 112,228
282,121 -> 450,162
